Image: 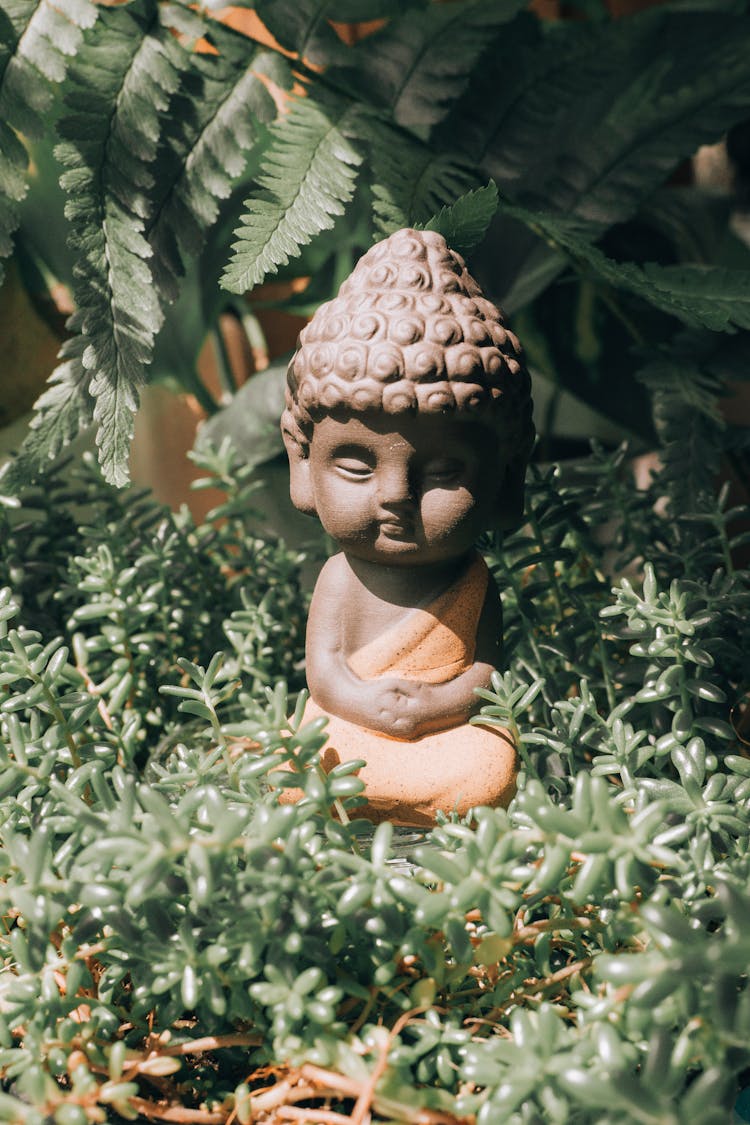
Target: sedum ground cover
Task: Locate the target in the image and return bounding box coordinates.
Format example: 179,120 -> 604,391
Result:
0,439 -> 748,1124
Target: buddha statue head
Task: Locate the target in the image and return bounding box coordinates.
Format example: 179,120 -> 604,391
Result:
281,227 -> 534,536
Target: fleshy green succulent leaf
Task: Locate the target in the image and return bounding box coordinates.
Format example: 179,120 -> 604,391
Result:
222,90 -> 363,294
0,0 -> 98,284
441,8 -> 750,231
422,180 -> 499,255
369,122 -> 478,236
330,0 -> 526,129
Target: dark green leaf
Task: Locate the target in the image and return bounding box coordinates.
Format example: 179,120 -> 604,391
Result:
0,0 -> 98,282
254,0 -> 350,66
148,25 -> 288,298
423,181 -> 498,255
442,9 -> 750,231
330,0 -> 526,129
369,121 -> 478,235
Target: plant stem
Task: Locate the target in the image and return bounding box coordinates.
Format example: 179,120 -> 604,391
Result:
211,324 -> 237,402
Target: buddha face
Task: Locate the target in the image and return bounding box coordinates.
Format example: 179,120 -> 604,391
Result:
305,410 -> 505,566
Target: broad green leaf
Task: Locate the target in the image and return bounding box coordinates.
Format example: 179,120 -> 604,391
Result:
441,9 -> 750,231
423,180 -> 499,255
330,0 -> 526,129
195,357 -> 287,470
222,91 -> 363,294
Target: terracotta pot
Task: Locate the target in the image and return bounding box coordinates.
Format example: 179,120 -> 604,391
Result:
130,295 -> 308,522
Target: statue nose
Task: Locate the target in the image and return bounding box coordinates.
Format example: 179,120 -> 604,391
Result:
377,466 -> 413,508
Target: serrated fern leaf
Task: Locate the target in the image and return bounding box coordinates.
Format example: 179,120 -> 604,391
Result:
330,0 -> 525,129
255,0 -> 349,67
14,4 -> 286,483
506,202 -> 750,333
0,0 -> 97,131
423,181 -> 499,255
369,122 -> 478,236
222,93 -> 362,294
328,0 -> 426,17
3,324 -> 92,489
148,25 -> 288,299
642,266 -> 750,333
0,119 -> 27,273
442,9 -> 750,232
0,0 -> 97,283
637,342 -> 726,516
51,0 -> 184,486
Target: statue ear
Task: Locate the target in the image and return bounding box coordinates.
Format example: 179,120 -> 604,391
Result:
495,457 -> 527,531
282,428 -> 316,516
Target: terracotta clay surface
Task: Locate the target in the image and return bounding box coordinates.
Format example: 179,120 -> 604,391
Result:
288,699 -> 518,827
279,228 -> 534,825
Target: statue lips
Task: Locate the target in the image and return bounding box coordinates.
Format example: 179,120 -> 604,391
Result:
377,511 -> 416,541
379,524 -> 414,542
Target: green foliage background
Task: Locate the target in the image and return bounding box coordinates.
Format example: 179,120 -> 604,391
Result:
2,0 -> 750,482
1,0 -> 750,1122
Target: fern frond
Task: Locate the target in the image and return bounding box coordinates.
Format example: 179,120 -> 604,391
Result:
0,0 -> 97,282
14,4 -> 286,485
329,0 -> 426,16
3,323 -> 92,489
0,0 -> 97,133
0,119 -> 26,277
641,265 -> 750,334
254,0 -> 348,66
636,331 -> 735,516
369,122 -> 478,236
252,0 -> 427,68
507,203 -> 750,333
441,9 -> 750,231
222,91 -> 363,294
46,0 -> 183,486
423,181 -> 499,256
148,22 -> 289,299
330,0 -> 525,129
8,0 -> 195,488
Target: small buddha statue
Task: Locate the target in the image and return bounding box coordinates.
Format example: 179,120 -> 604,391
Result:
280,228 -> 534,826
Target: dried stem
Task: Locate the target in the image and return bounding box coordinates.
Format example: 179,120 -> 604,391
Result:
275,1108 -> 356,1124
159,1033 -> 262,1058
128,1096 -> 226,1123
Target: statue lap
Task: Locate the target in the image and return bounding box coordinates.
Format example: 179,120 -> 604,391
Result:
280,697 -> 517,827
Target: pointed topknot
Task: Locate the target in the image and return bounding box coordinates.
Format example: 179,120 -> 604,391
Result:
283,228 -> 533,459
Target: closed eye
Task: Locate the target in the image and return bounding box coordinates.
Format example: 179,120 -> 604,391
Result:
335,458 -> 373,478
423,459 -> 464,482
